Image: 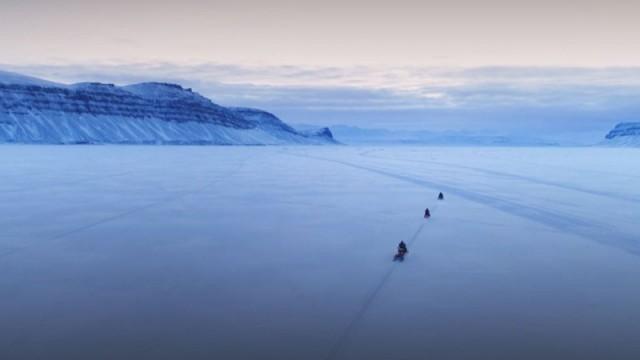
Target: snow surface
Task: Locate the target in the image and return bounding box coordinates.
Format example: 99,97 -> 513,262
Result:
1,145 -> 640,359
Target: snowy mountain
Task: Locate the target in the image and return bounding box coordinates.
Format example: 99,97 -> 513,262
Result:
603,122 -> 640,146
0,70 -> 335,145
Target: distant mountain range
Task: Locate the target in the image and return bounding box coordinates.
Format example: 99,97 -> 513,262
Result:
3,69 -> 636,148
0,70 -> 335,145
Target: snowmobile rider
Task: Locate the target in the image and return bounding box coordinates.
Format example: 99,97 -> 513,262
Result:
424,208 -> 431,218
398,241 -> 408,255
438,192 -> 444,200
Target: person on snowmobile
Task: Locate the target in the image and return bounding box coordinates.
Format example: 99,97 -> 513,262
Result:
398,241 -> 408,254
394,241 -> 408,261
438,192 -> 444,200
424,208 -> 431,218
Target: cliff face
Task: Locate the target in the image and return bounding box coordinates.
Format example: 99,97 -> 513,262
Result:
605,122 -> 640,139
604,122 -> 640,146
229,107 -> 337,144
0,71 -> 335,145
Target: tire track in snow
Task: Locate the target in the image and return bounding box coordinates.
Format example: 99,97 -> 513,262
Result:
288,152 -> 640,257
0,157 -> 252,352
324,221 -> 428,360
360,151 -> 640,204
0,170 -> 136,194
0,157 -> 250,261
509,156 -> 640,182
325,203 -> 441,359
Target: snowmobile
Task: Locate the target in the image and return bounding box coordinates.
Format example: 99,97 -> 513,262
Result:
394,242 -> 408,262
424,208 -> 431,218
438,192 -> 444,200
393,248 -> 408,262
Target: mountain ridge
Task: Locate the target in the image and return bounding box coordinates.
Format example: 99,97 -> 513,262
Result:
603,122 -> 640,146
0,70 -> 335,145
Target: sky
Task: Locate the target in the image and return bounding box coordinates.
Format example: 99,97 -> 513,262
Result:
2,0 -> 640,140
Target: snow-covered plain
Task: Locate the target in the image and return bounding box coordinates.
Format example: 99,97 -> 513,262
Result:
1,145 -> 639,359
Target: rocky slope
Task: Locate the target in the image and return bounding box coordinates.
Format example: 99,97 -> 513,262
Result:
0,70 -> 335,145
603,122 -> 640,146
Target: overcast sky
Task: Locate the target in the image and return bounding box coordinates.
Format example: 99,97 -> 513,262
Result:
1,0 -> 639,139
3,0 -> 640,67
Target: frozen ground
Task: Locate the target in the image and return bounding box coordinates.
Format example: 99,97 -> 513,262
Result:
1,145 -> 639,359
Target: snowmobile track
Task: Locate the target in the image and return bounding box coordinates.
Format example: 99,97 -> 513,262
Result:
288,151 -> 640,257
360,151 -> 640,204
324,221 -> 428,360
0,156 -> 251,261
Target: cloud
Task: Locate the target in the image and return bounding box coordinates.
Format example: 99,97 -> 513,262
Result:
4,62 -> 639,103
